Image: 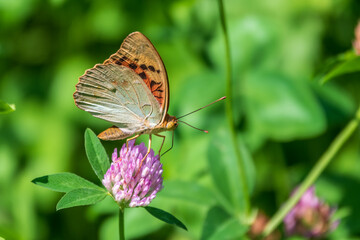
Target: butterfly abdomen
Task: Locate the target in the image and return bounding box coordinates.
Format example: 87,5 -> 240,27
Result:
98,126 -> 133,141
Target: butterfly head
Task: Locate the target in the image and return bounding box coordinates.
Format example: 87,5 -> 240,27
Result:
164,114 -> 178,131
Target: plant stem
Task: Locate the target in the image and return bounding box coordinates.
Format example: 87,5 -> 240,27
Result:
263,106 -> 360,236
218,0 -> 250,216
119,208 -> 125,240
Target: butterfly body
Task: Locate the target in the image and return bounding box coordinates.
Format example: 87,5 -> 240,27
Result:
97,114 -> 178,141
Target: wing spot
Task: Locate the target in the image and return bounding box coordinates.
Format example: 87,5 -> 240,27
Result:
148,65 -> 155,72
140,64 -> 147,70
120,56 -> 128,62
157,70 -> 160,73
139,72 -> 147,79
150,80 -> 160,88
129,63 -> 137,69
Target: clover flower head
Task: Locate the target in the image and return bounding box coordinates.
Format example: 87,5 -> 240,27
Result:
102,140 -> 163,208
284,186 -> 339,239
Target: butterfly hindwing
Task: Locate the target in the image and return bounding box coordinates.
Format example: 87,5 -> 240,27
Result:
74,64 -> 162,134
104,32 -> 169,122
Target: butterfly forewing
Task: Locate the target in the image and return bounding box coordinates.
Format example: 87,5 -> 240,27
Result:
103,32 -> 169,122
74,64 -> 162,134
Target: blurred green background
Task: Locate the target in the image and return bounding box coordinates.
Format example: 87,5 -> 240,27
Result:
1,0 -> 360,239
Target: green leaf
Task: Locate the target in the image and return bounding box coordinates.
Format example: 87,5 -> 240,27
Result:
32,172 -> 104,193
159,180 -> 217,206
85,128 -> 110,181
201,206 -> 231,240
238,135 -> 256,195
144,206 -> 187,231
243,72 -> 326,141
56,188 -> 108,210
207,134 -> 234,211
321,56 -> 360,84
0,100 -> 15,114
208,217 -> 248,240
207,124 -> 255,214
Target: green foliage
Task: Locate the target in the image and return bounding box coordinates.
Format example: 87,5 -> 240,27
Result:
100,206 -> 165,240
145,206 -> 188,231
1,0 -> 360,239
321,55 -> 360,84
0,100 -> 15,114
32,173 -> 104,192
206,218 -> 248,240
32,132 -> 109,211
201,206 -> 231,240
160,180 -> 217,206
207,125 -> 256,214
85,128 -> 110,182
244,72 -> 326,140
56,188 -> 107,210
32,129 -> 187,236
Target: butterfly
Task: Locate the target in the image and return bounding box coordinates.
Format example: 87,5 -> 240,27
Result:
73,31 -> 225,159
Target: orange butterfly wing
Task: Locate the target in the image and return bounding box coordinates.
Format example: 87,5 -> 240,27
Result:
103,32 -> 169,122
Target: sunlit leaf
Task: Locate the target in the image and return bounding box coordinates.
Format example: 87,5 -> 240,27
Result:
56,188 -> 108,210
0,100 -> 15,114
85,128 -> 110,182
145,206 -> 187,231
32,172 -> 104,193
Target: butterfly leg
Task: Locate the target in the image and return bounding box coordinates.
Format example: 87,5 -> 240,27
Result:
143,134 -> 152,161
126,134 -> 140,152
160,130 -> 174,157
154,133 -> 166,156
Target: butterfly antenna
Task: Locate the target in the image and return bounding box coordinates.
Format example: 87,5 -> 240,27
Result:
178,120 -> 208,133
177,96 -> 226,119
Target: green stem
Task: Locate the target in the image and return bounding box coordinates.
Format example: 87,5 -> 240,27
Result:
263,106 -> 360,236
119,208 -> 125,240
218,0 -> 250,215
